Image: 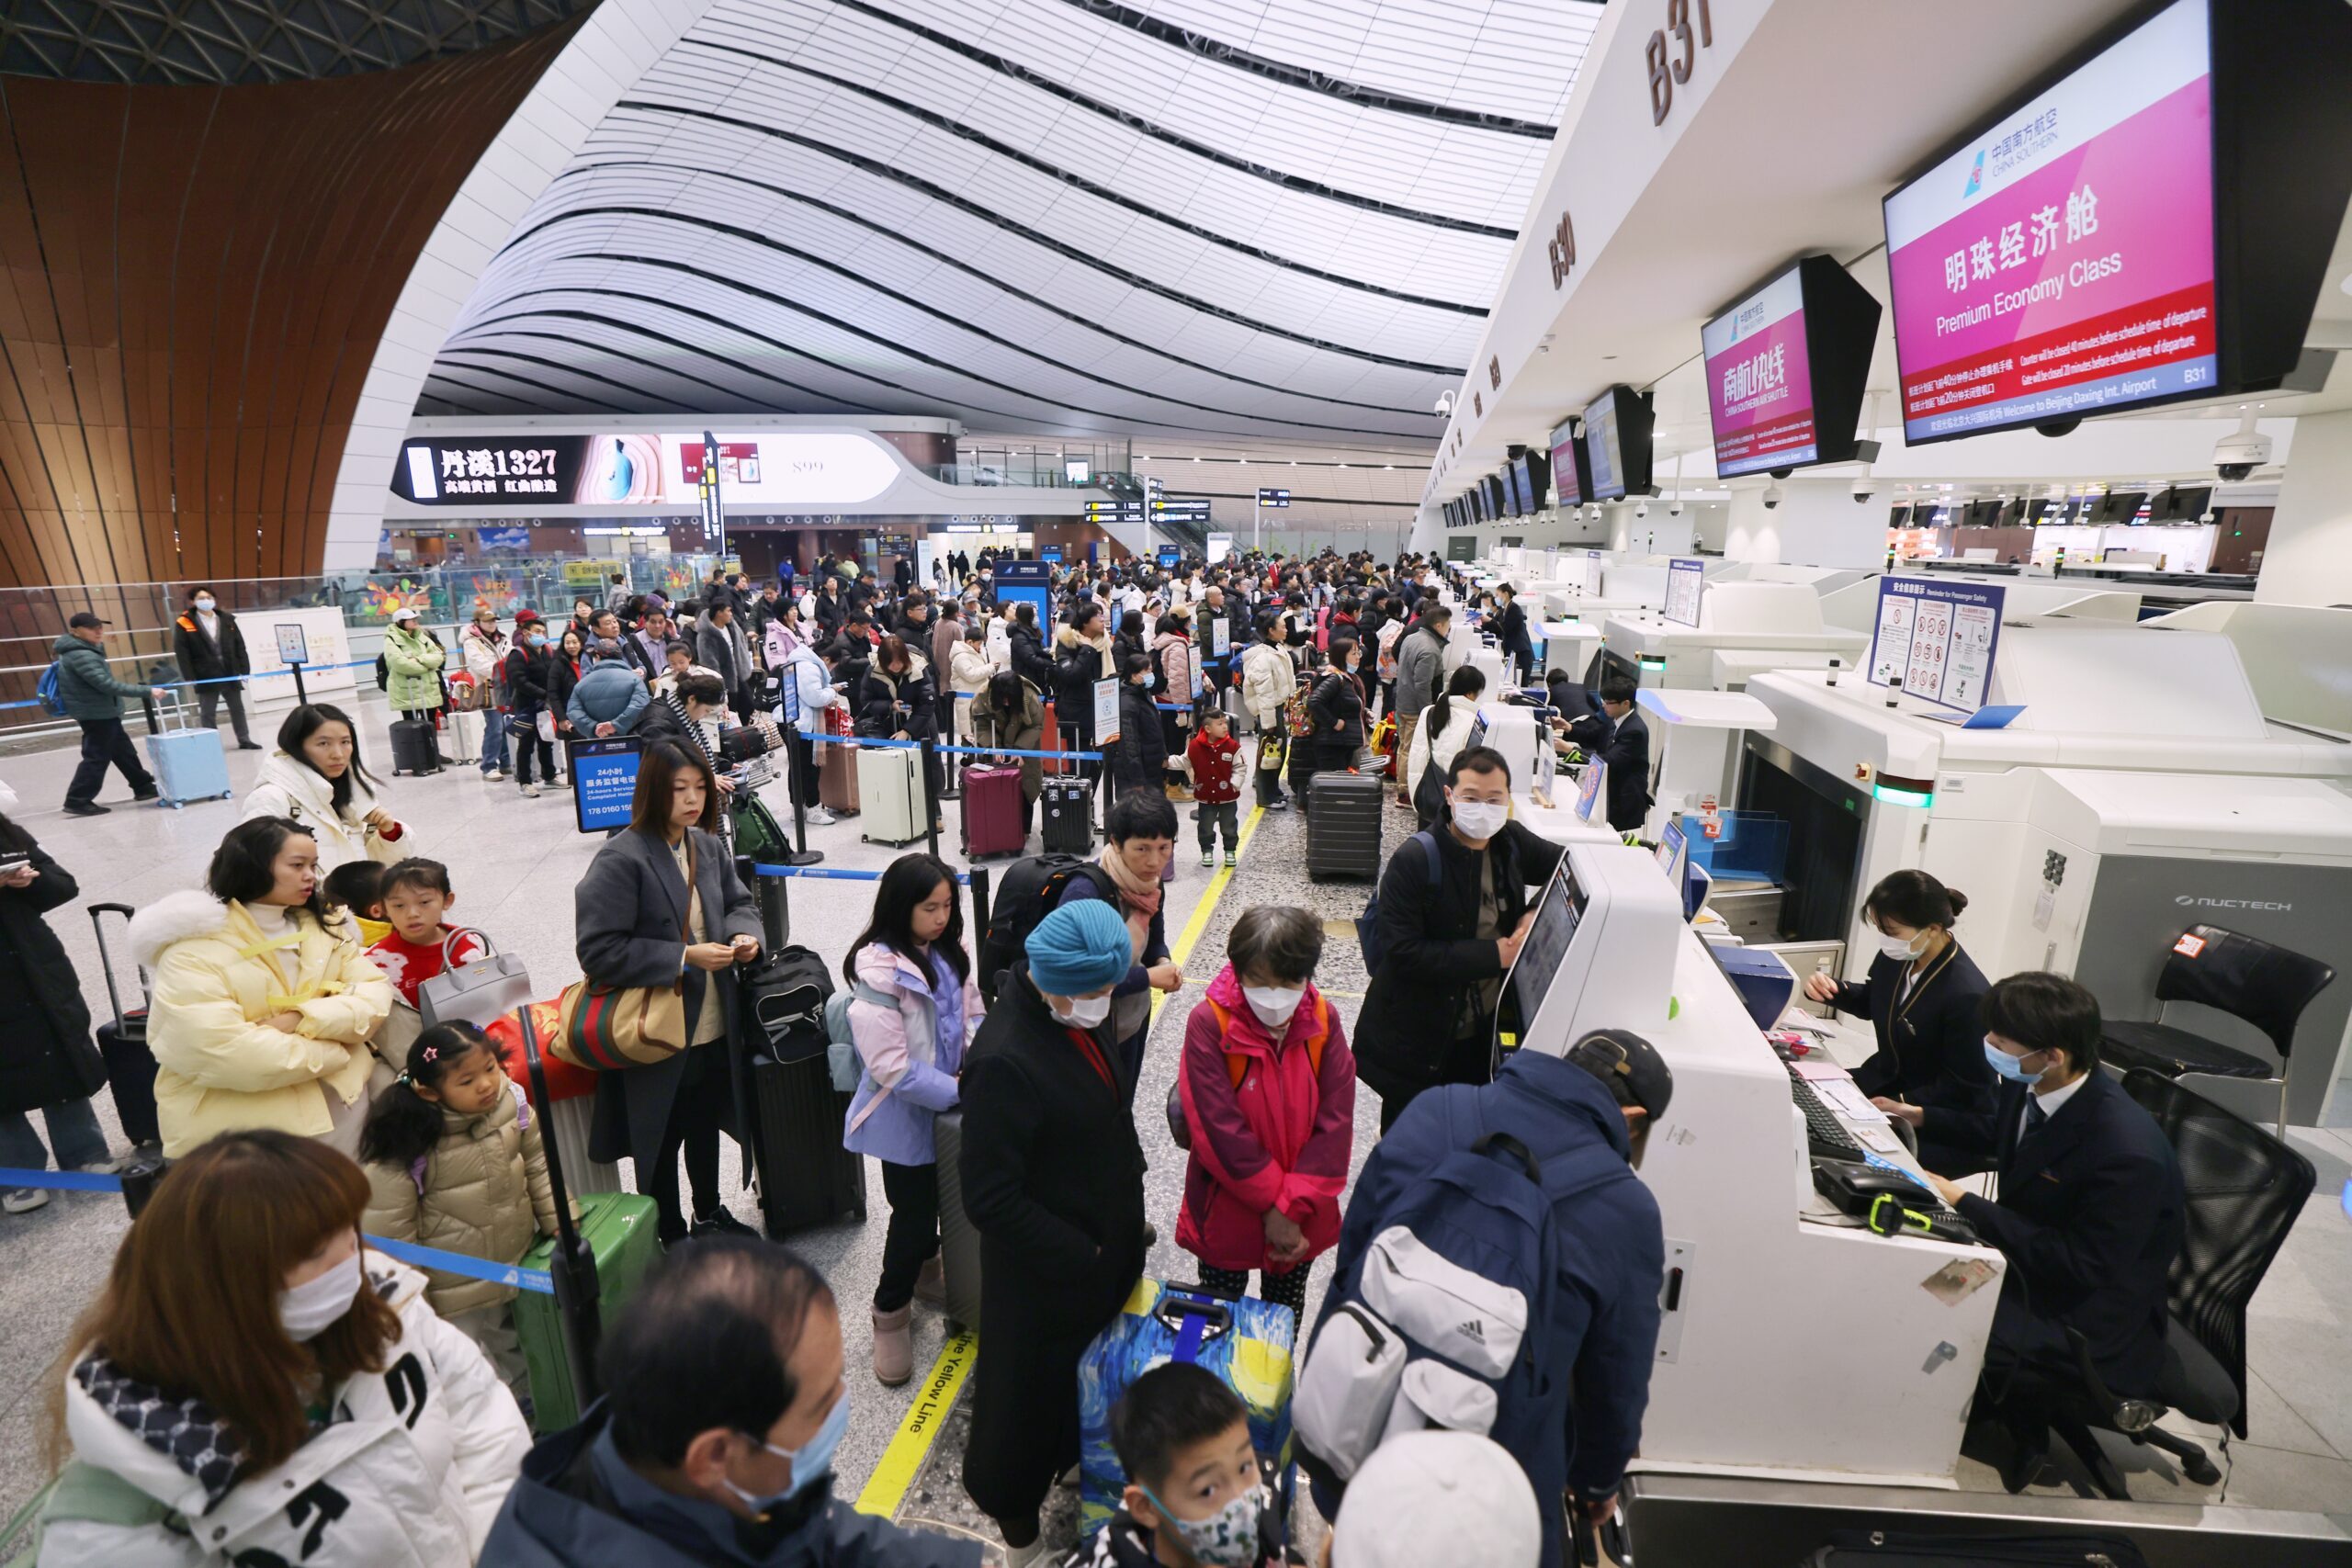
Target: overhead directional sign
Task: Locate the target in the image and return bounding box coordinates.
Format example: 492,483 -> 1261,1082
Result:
1256,488 -> 1291,508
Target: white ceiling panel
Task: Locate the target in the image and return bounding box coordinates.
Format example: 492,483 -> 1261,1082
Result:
429,0 -> 1601,444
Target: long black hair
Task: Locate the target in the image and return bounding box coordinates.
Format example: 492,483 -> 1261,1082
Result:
844,852 -> 968,986
206,818 -> 330,928
0,810 -> 32,855
358,1022 -> 502,1168
275,703 -> 378,816
1425,663 -> 1487,740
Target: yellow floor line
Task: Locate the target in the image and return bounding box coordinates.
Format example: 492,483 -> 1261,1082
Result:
854,1327 -> 980,1517
1153,805 -> 1265,1024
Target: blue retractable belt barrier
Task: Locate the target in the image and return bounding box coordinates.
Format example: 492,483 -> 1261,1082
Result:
0,656 -> 386,710
751,863 -> 969,885
0,1167 -> 558,1293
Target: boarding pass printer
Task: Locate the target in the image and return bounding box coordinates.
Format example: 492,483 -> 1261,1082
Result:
1501,841 -> 2006,1487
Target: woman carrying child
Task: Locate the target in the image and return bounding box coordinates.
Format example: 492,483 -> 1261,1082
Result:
360,1022 -> 563,1385
842,854 -> 987,1387
1174,906 -> 1354,1322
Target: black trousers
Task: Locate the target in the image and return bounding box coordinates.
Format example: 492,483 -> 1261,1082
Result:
195,684 -> 252,743
645,1057 -> 726,1240
876,1158 -> 942,1312
67,717 -> 153,805
1196,1261 -> 1310,1325
511,719 -> 558,785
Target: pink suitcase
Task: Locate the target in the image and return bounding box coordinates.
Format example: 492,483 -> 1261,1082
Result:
960,763 -> 1026,860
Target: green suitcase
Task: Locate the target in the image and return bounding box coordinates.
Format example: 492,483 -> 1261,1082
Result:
515,1190 -> 662,1432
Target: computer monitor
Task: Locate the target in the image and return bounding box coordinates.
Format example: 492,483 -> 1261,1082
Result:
1575,758 -> 1607,823
1656,818 -> 1686,879
1465,716 -> 1489,755
1507,859 -> 1587,1043
1499,844 -> 1686,1055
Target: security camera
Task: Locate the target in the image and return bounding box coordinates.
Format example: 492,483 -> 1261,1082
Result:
2214,411 -> 2271,482
1668,501 -> 1684,517
1434,390 -> 1456,418
1762,483 -> 1784,511
1851,479 -> 1876,504
1635,501 -> 1649,518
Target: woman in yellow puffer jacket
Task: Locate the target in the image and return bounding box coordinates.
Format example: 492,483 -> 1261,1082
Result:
130,818 -> 392,1160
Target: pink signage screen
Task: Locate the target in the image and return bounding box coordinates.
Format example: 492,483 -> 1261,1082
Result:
1702,265 -> 1817,478
1883,0 -> 2215,445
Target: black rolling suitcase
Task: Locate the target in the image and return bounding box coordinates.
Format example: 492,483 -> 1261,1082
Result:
1042,774 -> 1094,854
740,947 -> 866,1235
930,1109 -> 986,1331
1306,770 -> 1385,882
86,903 -> 162,1153
389,716 -> 441,775
1801,1531 -> 2150,1568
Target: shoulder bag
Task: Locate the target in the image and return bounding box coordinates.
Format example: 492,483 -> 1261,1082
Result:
551,844 -> 695,1070
418,929 -> 535,1030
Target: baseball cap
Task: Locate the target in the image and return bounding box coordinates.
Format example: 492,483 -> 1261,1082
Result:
66,612 -> 109,630
1566,1028 -> 1675,1120
390,606 -> 420,623
1330,1432 -> 1540,1568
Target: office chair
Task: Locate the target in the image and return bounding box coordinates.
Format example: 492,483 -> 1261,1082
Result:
2099,923 -> 2335,1137
2048,1069 -> 2313,1501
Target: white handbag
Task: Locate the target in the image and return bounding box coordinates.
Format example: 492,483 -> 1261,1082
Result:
417,930 -> 535,1031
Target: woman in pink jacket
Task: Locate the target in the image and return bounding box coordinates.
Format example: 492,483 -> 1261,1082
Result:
1175,905 -> 1355,1323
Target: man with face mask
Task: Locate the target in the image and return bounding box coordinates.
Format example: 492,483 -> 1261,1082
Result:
1316,1026 -> 1670,1568
171,586 -> 260,750
959,898 -> 1148,1567
1353,746 -> 1566,1132
485,1236 -> 978,1567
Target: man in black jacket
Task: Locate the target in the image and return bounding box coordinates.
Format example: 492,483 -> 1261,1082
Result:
169,587 -> 261,749
1921,973 -> 2185,1489
1491,583 -> 1534,677
1354,745 -> 1566,1131
1566,675 -> 1652,833
960,899 -> 1146,1566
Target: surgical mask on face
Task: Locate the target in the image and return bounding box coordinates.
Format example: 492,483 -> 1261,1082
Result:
194,598 -> 215,612
278,1249 -> 364,1342
1875,930 -> 1924,963
1053,993 -> 1113,1030
1141,1483 -> 1264,1568
1984,1037 -> 2045,1086
723,1392 -> 851,1516
1243,984 -> 1306,1031
1450,799 -> 1509,840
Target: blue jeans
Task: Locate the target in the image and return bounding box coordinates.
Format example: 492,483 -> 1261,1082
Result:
480,710 -> 511,773
0,1099 -> 109,1175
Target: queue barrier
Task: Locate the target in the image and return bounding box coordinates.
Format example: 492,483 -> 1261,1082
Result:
0,656 -> 385,711
0,1167 -> 557,1294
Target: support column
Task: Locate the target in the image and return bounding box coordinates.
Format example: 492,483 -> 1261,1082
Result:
2256,407 -> 2352,605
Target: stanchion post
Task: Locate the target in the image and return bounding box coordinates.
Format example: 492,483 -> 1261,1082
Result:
738,853 -> 788,951
780,726 -> 823,867
970,865 -> 992,946
921,736 -> 943,861
519,1005 -> 601,1412
289,661 -> 310,705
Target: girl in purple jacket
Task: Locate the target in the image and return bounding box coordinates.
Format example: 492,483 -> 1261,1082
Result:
842,853 -> 988,1386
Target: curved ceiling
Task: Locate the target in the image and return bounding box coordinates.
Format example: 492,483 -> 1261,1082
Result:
0,0 -> 588,83
423,0 -> 1601,447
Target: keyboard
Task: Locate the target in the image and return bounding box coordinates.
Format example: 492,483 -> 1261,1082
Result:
1787,1067 -> 1867,1161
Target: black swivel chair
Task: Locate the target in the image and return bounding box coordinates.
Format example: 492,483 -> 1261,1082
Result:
2051,1069 -> 2314,1500
2100,923 -> 2335,1138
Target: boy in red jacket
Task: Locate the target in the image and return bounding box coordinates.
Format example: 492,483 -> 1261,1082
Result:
1175,906 -> 1355,1321
1185,707 -> 1243,869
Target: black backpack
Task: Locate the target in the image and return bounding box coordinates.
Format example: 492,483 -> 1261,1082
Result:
976,854 -> 1109,1001
741,944 -> 834,1064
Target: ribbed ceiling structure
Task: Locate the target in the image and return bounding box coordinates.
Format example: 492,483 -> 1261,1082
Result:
424,0 -> 1602,446
0,0 -> 589,83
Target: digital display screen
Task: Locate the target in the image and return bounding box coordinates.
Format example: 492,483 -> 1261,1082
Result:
1550,433 -> 1583,507
1657,818 -> 1685,877
1576,758 -> 1607,822
1583,395 -> 1623,501
1510,456 -> 1534,515
1883,0 -> 2216,444
1509,861 -> 1585,1041
1702,264 -> 1818,477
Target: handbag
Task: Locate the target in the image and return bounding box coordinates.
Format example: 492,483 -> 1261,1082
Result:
417,930 -> 534,1030
536,710 -> 558,746
550,845 -> 695,1071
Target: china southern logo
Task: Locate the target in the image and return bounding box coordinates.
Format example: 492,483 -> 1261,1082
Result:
1962,149 -> 1985,198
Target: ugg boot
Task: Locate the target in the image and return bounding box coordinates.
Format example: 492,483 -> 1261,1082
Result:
872,1305 -> 914,1386
914,1255 -> 946,1310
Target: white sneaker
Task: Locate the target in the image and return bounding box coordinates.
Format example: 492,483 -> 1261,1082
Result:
4,1189 -> 49,1215
805,807 -> 837,827
520,784 -> 541,798
74,1155 -> 130,1176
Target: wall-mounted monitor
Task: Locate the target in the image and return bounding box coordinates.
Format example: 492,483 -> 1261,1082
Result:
1523,446 -> 1552,513
1700,254 -> 1883,479
1484,474 -> 1508,521
1548,419 -> 1589,509
1883,0 -> 2352,447
2149,484 -> 2212,521
1508,455 -> 1534,515
2094,490 -> 2149,523
1582,387 -> 1655,501
1499,468 -> 1521,519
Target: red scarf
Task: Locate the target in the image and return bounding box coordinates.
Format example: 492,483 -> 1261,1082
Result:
1065,1027 -> 1115,1091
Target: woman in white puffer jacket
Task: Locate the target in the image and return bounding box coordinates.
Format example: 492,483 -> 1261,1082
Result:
35,1130 -> 528,1568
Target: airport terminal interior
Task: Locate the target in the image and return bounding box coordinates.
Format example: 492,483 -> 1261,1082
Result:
1,0 -> 2351,1563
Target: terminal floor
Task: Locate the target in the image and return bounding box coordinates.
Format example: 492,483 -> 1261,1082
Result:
0,705 -> 2349,1559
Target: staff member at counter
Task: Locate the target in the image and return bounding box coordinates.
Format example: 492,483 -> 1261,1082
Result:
1803,871 -> 1996,1175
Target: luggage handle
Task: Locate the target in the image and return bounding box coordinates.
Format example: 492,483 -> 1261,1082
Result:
85,902 -> 145,1030
1153,1289 -> 1235,1359
518,1004 -> 603,1408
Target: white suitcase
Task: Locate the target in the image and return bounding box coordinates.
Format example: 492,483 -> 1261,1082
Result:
541,1092 -> 623,1195
444,706 -> 483,761
856,745 -> 926,847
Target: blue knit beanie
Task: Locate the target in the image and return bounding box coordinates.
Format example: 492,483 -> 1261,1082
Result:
1026,899 -> 1133,996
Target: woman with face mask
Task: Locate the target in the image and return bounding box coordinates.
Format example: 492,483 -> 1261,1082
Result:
1802,869 -> 1996,1175
957,898 -> 1148,1567
40,1131 -> 528,1565
1173,906 -> 1354,1320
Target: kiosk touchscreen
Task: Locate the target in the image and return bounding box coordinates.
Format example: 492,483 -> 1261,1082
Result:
1499,844 -> 1683,1057
1656,818 -> 1686,879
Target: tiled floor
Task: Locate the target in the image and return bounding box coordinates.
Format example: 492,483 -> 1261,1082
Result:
2,705 -> 2348,1559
